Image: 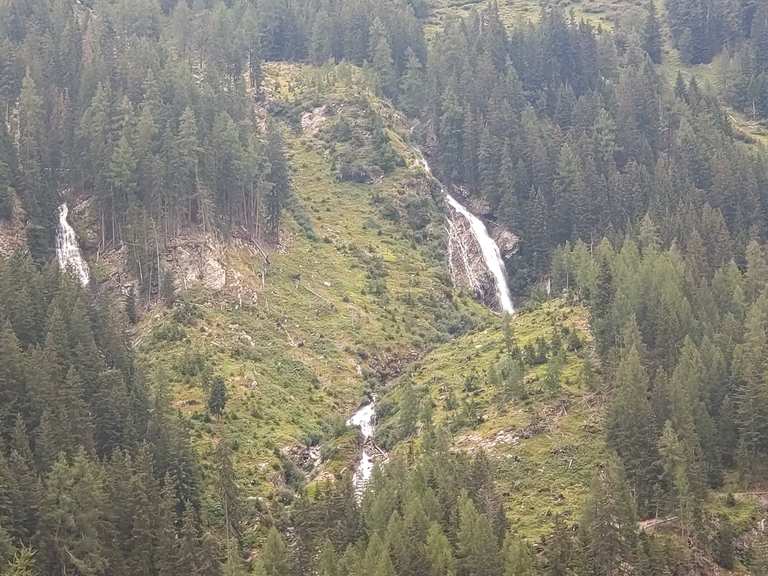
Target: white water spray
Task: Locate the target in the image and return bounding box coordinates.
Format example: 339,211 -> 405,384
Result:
347,399 -> 376,495
56,203 -> 90,286
417,153 -> 514,314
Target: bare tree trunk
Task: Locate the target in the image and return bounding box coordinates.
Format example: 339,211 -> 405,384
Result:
154,220 -> 161,303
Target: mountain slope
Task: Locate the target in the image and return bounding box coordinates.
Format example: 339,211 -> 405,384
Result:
376,299 -> 602,540
136,63 -> 490,511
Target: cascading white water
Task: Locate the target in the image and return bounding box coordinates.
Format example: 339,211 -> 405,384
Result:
347,399 -> 376,495
56,203 -> 90,286
345,148 -> 514,494
416,153 -> 514,314
444,194 -> 514,314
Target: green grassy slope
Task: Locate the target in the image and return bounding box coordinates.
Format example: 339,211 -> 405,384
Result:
377,299 -> 604,540
423,0 -> 642,38
375,298 -> 763,552
136,65 -> 489,510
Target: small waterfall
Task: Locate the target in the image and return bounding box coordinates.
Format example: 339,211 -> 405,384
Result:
56,203 -> 90,286
445,194 -> 514,314
347,398 -> 377,496
417,152 -> 514,314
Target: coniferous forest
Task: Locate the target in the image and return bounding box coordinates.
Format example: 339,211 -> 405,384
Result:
2,0 -> 768,574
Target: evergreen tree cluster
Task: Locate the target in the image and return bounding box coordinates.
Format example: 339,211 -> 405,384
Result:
552,230 -> 768,535
287,439 -> 536,576
238,0 -> 426,77
665,0 -> 749,64
2,0 -> 768,572
0,0 -> 290,271
661,0 -> 768,119
264,432 -> 699,576
719,3 -> 768,118
416,3 -> 768,288
0,252 -> 216,575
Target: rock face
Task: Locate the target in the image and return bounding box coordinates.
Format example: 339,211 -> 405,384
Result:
168,235 -> 227,292
492,228 -> 520,259
412,145 -> 515,313
300,105 -> 329,136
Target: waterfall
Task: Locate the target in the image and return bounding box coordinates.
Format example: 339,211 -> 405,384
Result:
56,203 -> 90,286
444,194 -> 514,314
345,147 -> 514,496
347,398 -> 376,496
417,152 -> 514,314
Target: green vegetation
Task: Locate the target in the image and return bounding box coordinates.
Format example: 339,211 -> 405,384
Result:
3,0 -> 768,573
138,69 -> 488,506
422,0 -> 639,37
376,300 -> 602,539
0,254 -> 214,576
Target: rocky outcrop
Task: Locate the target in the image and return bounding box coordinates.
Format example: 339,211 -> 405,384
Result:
0,214 -> 26,259
300,105 -> 329,135
492,228 -> 520,259
167,234 -> 227,292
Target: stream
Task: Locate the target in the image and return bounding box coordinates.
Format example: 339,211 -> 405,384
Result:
347,398 -> 376,496
346,147 -> 516,495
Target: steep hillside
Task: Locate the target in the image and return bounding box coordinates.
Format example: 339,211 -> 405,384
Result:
376,299 -> 603,540
5,0 -> 768,572
135,64 -> 490,512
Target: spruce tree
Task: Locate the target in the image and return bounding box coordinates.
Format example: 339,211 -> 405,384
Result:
544,516 -> 575,576
658,422 -> 696,536
264,123 -> 290,243
17,72 -> 47,220
215,439 -> 242,554
527,188 -> 550,272
178,506 -> 203,574
553,143 -> 584,243
734,294 -> 768,476
0,156 -> 12,220
7,419 -> 41,542
257,527 -> 291,576
579,455 -> 638,576
745,240 -> 768,302
208,376 -> 228,417
426,522 -> 455,576
399,380 -> 419,439
456,494 -> 501,576
369,18 -> 397,99
642,1 -> 663,64
0,325 -> 28,440
592,255 -> 615,357
502,534 -> 536,576
174,107 -> 201,226
41,450 -> 110,576
438,89 -> 465,184
606,343 -> 658,514
107,131 -> 138,245
317,539 -> 339,576
400,49 -> 425,116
